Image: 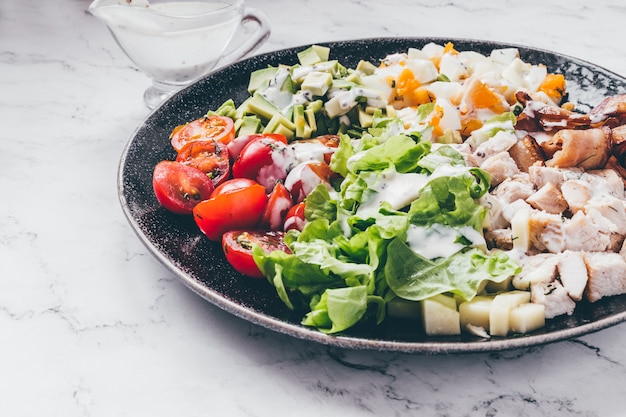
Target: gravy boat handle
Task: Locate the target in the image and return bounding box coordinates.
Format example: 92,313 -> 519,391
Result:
218,7 -> 271,68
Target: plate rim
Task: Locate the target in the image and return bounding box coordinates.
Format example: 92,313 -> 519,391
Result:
118,36 -> 626,354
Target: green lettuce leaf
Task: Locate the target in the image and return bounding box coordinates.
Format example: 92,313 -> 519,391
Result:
408,168 -> 491,231
302,286 -> 384,334
385,238 -> 521,301
347,134 -> 431,174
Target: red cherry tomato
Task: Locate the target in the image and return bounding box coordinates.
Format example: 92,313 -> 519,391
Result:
284,161 -> 334,203
260,182 -> 293,231
284,202 -> 306,232
222,230 -> 290,278
232,137 -> 298,192
227,133 -> 288,161
176,140 -> 230,186
193,179 -> 268,241
210,177 -> 258,198
152,160 -> 215,215
170,115 -> 235,152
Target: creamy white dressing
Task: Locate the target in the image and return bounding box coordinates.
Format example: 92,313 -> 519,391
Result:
256,141 -> 297,191
406,223 -> 486,259
356,170 -> 430,217
260,67 -> 294,111
289,140 -> 335,164
334,87 -> 386,111
284,161 -> 332,203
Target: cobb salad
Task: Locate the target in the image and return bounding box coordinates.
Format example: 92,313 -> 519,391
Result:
151,42 -> 626,338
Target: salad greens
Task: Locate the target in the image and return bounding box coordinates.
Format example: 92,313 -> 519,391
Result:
254,119 -> 520,334
212,43 -> 544,334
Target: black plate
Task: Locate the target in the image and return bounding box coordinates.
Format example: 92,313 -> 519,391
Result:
118,37 -> 626,353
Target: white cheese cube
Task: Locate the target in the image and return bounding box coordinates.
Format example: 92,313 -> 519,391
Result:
421,294 -> 461,336
459,296 -> 493,330
510,303 -> 545,333
511,208 -> 531,253
489,290 -> 531,336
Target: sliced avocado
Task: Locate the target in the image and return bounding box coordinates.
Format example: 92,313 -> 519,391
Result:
293,104 -> 306,137
236,115 -> 262,136
270,123 -> 296,141
330,78 -> 356,91
248,66 -> 279,94
297,45 -> 331,66
206,99 -> 237,118
293,104 -> 314,139
247,92 -> 281,121
358,107 -> 373,128
356,60 -> 378,75
306,99 -> 323,113
301,71 -> 333,97
263,112 -> 296,136
344,71 -> 362,84
235,97 -> 252,119
312,45 -> 330,62
305,107 -> 317,134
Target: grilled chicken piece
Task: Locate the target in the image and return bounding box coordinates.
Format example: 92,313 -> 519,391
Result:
480,152 -> 520,186
583,251 -> 626,302
585,169 -> 625,199
528,165 -> 583,189
560,180 -> 591,214
562,210 -> 613,252
512,253 -> 560,290
485,228 -> 513,250
585,195 -> 626,235
471,131 -> 518,165
530,280 -> 576,319
508,134 -> 546,172
492,173 -> 535,203
557,250 -> 588,301
528,211 -> 564,253
605,157 -> 626,188
611,124 -> 626,170
526,182 -> 568,214
543,127 -> 611,170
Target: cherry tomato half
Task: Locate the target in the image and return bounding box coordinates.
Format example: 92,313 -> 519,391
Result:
227,133 -> 288,161
222,230 -> 290,278
170,115 -> 235,152
193,179 -> 268,241
232,137 -> 298,192
176,139 -> 230,187
284,202 -> 306,232
284,161 -> 334,204
210,177 -> 258,198
260,182 -> 293,231
152,160 -> 215,215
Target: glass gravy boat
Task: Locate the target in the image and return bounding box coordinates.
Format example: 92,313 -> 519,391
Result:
89,0 -> 270,109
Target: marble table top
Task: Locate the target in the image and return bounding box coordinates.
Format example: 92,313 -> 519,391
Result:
3,0 -> 626,415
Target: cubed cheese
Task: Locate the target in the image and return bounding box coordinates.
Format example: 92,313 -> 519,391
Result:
421,294 -> 461,336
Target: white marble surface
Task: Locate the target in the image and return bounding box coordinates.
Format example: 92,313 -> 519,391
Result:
3,0 -> 626,415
